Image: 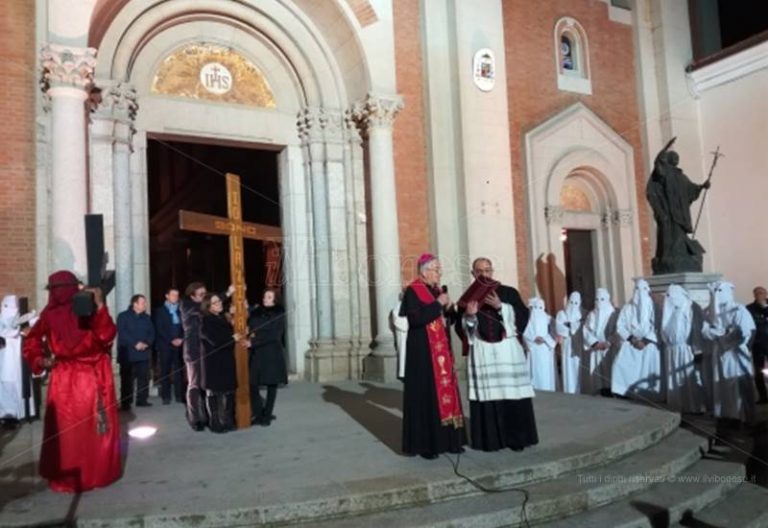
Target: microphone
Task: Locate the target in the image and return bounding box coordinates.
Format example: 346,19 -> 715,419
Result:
441,285 -> 448,294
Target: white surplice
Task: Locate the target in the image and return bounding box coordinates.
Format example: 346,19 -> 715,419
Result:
464,303 -> 535,401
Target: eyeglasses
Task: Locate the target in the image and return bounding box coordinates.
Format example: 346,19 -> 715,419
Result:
211,299 -> 223,305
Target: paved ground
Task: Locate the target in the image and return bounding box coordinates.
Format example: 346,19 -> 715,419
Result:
0,382 -> 684,526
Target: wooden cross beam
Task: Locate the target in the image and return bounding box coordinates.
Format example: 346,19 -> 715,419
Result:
178,173 -> 282,429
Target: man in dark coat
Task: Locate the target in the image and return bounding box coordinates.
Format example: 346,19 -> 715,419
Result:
116,294 -> 155,409
181,282 -> 207,430
154,287 -> 185,405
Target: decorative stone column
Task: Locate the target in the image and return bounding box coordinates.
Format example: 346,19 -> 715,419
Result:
298,108 -> 337,380
41,44 -> 97,276
109,83 -> 138,310
354,93 -> 403,382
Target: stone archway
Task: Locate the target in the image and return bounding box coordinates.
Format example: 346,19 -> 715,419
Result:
39,0 -> 404,381
524,102 -> 643,307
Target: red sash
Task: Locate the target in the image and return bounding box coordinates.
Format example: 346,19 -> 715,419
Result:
409,280 -> 464,428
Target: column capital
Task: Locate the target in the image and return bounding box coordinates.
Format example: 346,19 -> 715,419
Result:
344,108 -> 363,144
40,44 -> 97,94
91,82 -> 138,147
297,107 -> 345,143
352,93 -> 403,130
544,205 -> 565,225
97,82 -> 138,121
612,208 -> 634,226
296,107 -> 324,143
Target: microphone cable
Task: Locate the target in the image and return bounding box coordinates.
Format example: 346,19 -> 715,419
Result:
442,450 -> 532,528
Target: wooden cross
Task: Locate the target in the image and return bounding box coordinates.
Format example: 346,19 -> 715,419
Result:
179,173 -> 282,429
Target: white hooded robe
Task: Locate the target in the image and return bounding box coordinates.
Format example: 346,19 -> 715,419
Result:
662,284 -> 706,413
701,281 -> 756,422
555,292 -> 586,394
583,288 -> 618,395
0,295 -> 37,420
611,279 -> 662,401
523,297 -> 557,391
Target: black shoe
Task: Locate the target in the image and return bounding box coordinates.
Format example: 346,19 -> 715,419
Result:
420,453 -> 438,460
757,398 -> 768,405
261,416 -> 272,427
449,447 -> 465,454
250,416 -> 263,425
136,402 -> 153,407
192,423 -> 206,432
120,404 -> 132,412
162,400 -> 171,405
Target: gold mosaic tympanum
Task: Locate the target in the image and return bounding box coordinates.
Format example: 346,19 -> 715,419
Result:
151,43 -> 276,108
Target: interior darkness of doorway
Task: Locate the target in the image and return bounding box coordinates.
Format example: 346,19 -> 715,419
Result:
146,138 -> 280,307
563,228 -> 596,311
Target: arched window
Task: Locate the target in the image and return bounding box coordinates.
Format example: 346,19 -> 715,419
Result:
554,17 -> 591,95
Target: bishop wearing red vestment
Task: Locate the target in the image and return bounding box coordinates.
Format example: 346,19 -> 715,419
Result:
23,270 -> 122,493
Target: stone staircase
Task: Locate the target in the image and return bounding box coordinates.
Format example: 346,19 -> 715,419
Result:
299,428 -> 768,528
6,385 -> 764,528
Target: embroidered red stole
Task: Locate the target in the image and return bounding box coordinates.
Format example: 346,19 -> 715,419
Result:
409,280 -> 464,428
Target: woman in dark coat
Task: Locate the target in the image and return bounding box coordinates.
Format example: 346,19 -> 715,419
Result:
200,293 -> 237,433
247,289 -> 287,426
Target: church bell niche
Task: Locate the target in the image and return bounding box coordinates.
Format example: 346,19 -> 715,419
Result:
151,43 -> 276,108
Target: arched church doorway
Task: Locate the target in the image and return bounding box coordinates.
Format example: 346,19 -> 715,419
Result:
525,103 -> 644,311
146,137 -> 281,309
81,0 -> 388,381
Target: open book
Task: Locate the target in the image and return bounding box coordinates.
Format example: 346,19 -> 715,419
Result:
457,277 -> 500,309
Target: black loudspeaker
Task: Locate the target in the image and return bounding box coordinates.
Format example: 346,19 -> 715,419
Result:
72,214 -> 116,317
85,214 -> 105,287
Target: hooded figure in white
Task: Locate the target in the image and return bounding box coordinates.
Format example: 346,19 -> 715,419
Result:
392,293 -> 409,379
662,284 -> 706,413
555,292 -> 586,394
523,297 -> 557,391
701,281 -> 756,422
583,288 -> 618,395
0,295 -> 37,420
612,279 -> 662,401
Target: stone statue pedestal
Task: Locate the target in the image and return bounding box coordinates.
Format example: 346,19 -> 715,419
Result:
644,272 -> 722,308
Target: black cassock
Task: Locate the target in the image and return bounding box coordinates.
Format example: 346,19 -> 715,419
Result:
468,284 -> 539,451
400,284 -> 467,456
200,313 -> 237,432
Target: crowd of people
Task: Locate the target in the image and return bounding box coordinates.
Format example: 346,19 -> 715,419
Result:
3,261 -> 766,489
114,283 -> 287,431
10,271 -> 286,492
394,254 -> 768,460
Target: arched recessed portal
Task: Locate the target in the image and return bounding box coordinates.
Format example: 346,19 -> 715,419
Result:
85,0 -> 386,381
525,103 -> 642,312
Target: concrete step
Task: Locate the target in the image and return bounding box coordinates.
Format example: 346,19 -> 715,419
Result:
1,388 -> 684,528
676,482 -> 768,528
540,459 -> 745,528
298,428 -> 708,528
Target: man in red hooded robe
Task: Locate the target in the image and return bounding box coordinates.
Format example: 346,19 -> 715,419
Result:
22,270 -> 122,493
